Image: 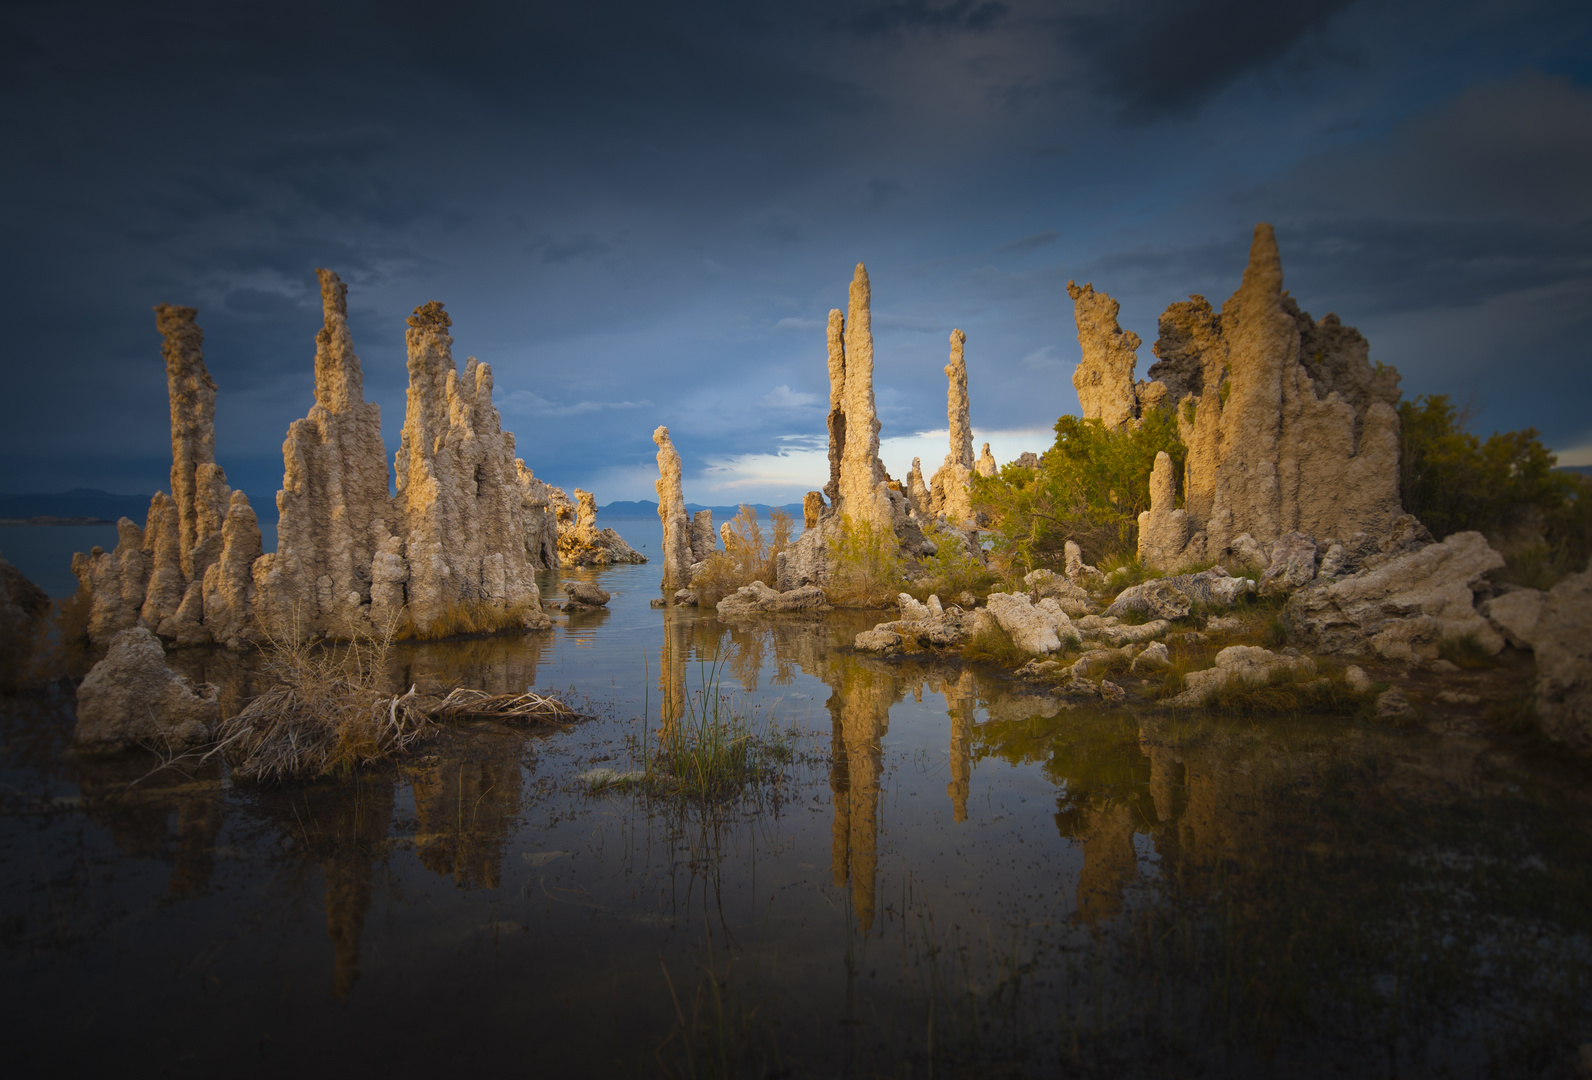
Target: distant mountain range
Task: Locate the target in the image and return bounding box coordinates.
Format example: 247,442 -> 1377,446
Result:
598,500 -> 807,519
0,488 -> 156,524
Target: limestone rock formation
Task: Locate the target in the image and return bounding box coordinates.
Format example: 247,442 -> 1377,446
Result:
155,303 -> 231,582
653,426 -> 692,591
513,461 -> 561,570
824,309 -> 847,505
73,627 -> 220,753
1178,226 -> 1402,553
929,329 -> 976,522
1067,281 -> 1142,431
1283,531 -> 1505,661
1532,563 -> 1592,754
837,264 -> 896,533
201,491 -> 263,648
75,272 -> 572,647
802,492 -> 823,530
975,443 -> 997,478
906,458 -> 932,516
1070,225 -> 1405,563
389,301 -> 548,634
255,270 -> 393,638
558,488 -> 646,567
72,517 -> 148,644
1136,451 -> 1188,568
690,510 -> 716,563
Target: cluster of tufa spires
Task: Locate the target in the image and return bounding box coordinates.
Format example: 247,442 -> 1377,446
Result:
72,270 -> 641,648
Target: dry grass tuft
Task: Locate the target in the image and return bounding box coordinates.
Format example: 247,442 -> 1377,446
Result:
213,628 -> 431,783
215,629 -> 583,783
430,687 -> 585,723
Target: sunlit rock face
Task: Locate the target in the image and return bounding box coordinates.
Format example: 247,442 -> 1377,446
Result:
558,488 -> 647,567
1067,281 -> 1142,432
1070,224 -> 1405,565
837,263 -> 896,535
653,426 -> 692,592
255,270 -> 393,638
392,300 -> 547,634
928,328 -> 975,523
75,273 -> 565,645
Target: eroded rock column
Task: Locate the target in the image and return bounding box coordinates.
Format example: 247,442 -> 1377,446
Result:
930,328 -> 976,522
653,426 -> 692,592
838,264 -> 895,533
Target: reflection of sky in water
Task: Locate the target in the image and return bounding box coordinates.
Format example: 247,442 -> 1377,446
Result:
2,521 -> 1589,1073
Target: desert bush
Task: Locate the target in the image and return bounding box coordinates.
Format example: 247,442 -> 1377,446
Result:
916,522 -> 997,599
1399,394 -> 1591,577
973,408 -> 1184,577
692,505 -> 794,605
214,627 -> 432,783
826,513 -> 909,606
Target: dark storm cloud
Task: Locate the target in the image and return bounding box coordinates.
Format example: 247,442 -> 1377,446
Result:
849,1 -> 1011,36
1,0 -> 1589,503
1064,0 -> 1362,119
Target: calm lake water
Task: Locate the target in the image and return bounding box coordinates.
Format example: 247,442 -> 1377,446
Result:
2,519 -> 1589,1077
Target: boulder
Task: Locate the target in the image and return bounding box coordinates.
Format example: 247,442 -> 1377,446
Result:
716,581 -> 831,617
1533,564 -> 1592,754
1131,641 -> 1171,672
73,627 -> 219,753
1094,620 -> 1170,647
1258,531 -> 1318,597
854,629 -> 903,653
1023,569 -> 1093,616
1166,645 -> 1316,707
1104,579 -> 1191,621
1283,531 -> 1505,661
1480,588 -> 1544,650
1166,566 -> 1255,606
1375,688 -> 1414,720
1344,665 -> 1375,694
985,592 -> 1076,656
562,581 -> 611,607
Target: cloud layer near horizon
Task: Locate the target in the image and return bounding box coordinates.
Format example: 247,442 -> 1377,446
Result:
2,0 -> 1589,506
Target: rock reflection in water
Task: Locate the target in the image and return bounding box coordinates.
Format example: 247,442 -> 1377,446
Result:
822,654 -> 900,933
387,633 -> 550,697
74,756 -> 227,899
406,724 -> 525,890
267,773 -> 395,998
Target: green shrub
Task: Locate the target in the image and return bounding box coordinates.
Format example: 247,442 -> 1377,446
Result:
961,620 -> 1029,668
1399,394 -> 1591,574
826,513 -> 909,606
916,522 -> 997,599
973,408 -> 1184,576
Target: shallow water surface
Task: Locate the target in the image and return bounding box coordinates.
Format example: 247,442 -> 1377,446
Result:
3,521 -> 1589,1077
